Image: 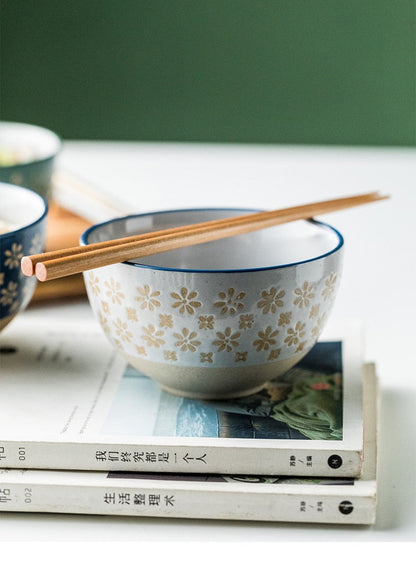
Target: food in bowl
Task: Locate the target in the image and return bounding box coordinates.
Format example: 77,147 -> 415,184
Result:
0,183 -> 48,332
0,218 -> 20,234
81,209 -> 343,399
0,146 -> 36,167
0,121 -> 61,201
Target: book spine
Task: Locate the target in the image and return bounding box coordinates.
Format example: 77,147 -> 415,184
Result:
0,440 -> 362,477
0,479 -> 375,525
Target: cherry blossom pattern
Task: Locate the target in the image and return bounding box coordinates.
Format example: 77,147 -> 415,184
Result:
141,324 -> 165,348
284,321 -> 306,350
97,310 -> 110,334
135,345 -> 147,356
105,277 -> 125,305
135,284 -> 161,311
321,273 -> 337,301
214,288 -> 245,315
198,315 -> 215,330
113,339 -> 124,351
239,314 -> 254,330
253,326 -> 278,352
268,348 -> 282,361
293,282 -> 315,309
113,318 -> 133,343
311,313 -> 327,338
174,328 -> 201,352
0,281 -> 18,308
309,304 -> 320,319
164,350 -> 178,362
29,233 -> 43,255
213,328 -> 241,352
278,311 -> 292,327
159,314 -> 174,328
171,287 -> 202,315
257,287 -> 285,314
4,243 -> 23,269
88,273 -> 100,296
126,307 -> 138,322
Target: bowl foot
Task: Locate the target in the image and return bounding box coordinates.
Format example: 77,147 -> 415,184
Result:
122,351 -> 310,401
157,381 -> 268,400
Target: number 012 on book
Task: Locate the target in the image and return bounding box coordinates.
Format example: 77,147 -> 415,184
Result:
0,316 -> 364,476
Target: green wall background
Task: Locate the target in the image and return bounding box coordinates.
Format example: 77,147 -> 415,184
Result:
1,0 -> 415,145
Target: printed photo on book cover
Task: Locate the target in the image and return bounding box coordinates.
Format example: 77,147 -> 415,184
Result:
103,341 -> 343,441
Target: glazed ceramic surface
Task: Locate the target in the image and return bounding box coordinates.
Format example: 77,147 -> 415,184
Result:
0,183 -> 48,331
0,122 -> 61,201
82,209 -> 343,399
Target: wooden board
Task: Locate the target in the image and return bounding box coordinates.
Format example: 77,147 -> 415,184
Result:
31,202 -> 91,302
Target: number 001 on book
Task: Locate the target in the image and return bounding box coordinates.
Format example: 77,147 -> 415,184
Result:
0,316 -> 364,476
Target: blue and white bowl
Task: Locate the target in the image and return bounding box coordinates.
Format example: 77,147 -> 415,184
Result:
82,209 -> 344,399
0,121 -> 61,202
0,183 -> 48,332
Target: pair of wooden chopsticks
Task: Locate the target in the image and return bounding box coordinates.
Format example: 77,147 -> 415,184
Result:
21,191 -> 388,282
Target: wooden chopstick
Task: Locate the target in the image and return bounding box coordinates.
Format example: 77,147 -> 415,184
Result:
21,191 -> 388,282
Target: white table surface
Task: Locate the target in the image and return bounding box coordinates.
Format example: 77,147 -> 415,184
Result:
1,141 -> 415,543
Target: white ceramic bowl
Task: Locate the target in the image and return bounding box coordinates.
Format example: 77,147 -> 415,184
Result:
0,121 -> 61,201
81,209 -> 344,399
0,183 -> 48,332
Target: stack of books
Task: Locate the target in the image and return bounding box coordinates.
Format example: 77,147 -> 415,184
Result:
0,315 -> 378,525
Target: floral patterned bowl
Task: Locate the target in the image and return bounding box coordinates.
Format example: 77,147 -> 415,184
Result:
81,209 -> 344,399
0,121 -> 61,202
0,183 -> 48,332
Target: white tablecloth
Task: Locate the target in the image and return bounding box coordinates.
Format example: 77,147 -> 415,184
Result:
2,141 -> 415,543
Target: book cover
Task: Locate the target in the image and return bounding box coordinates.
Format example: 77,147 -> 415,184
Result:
0,314 -> 363,476
0,364 -> 377,524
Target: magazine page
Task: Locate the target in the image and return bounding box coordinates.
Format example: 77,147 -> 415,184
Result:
0,314 -> 363,475
0,364 -> 377,524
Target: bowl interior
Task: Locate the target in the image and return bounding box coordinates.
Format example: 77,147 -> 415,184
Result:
83,209 -> 343,271
0,122 -> 61,167
0,183 -> 47,234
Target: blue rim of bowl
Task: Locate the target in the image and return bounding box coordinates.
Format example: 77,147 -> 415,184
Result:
0,153 -> 59,172
0,184 -> 48,237
81,207 -> 344,274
